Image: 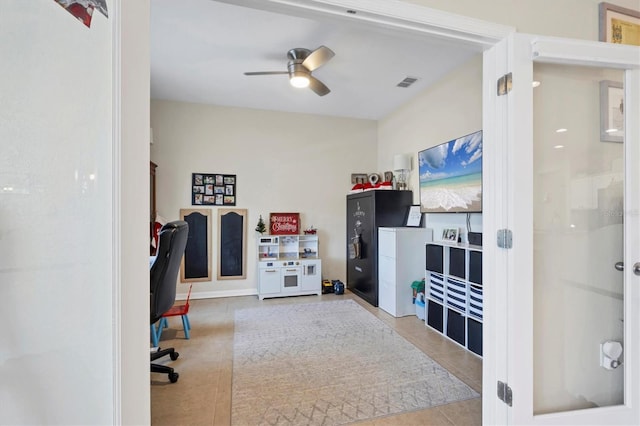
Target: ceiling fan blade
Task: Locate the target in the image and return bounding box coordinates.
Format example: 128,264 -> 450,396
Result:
308,76 -> 330,96
301,46 -> 335,72
244,71 -> 288,76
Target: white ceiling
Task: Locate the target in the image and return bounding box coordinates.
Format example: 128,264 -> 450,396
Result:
150,0 -> 482,121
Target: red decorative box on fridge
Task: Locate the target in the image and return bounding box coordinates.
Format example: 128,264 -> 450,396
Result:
269,213 -> 300,235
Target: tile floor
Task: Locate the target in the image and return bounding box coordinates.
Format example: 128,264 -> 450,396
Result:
151,291 -> 482,425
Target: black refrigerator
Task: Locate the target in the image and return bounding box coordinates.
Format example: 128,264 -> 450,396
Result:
346,190 -> 413,306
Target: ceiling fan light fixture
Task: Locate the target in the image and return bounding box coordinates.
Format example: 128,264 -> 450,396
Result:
290,73 -> 310,88
246,46 -> 334,96
288,62 -> 310,88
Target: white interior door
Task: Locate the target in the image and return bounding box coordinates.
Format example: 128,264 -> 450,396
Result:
484,34 -> 640,425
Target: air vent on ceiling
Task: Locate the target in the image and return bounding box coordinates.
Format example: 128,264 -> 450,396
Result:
396,76 -> 418,88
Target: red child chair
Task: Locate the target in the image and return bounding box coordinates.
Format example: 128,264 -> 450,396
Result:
154,284 -> 192,343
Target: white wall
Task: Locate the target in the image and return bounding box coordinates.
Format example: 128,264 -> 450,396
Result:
0,1 -> 114,424
1,1 -> 150,424
378,55 -> 484,242
151,100 -> 377,296
407,0 -> 640,39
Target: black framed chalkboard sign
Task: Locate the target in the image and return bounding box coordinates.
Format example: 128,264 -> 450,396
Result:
179,208 -> 212,282
217,208 -> 247,280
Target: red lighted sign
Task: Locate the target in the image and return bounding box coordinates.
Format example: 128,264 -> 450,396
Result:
269,213 -> 300,235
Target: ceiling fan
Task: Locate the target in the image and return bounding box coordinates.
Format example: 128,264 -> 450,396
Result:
244,46 -> 335,96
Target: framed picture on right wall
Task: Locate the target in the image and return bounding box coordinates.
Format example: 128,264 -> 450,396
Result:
600,80 -> 624,143
442,228 -> 458,242
418,130 -> 483,213
599,2 -> 640,46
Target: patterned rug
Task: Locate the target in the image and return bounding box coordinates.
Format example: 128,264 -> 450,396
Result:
232,299 -> 478,425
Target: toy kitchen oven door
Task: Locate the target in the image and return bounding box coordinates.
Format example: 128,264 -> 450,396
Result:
281,259 -> 321,294
281,259 -> 322,293
281,261 -> 301,293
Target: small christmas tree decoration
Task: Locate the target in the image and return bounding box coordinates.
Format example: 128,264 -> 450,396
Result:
255,215 -> 267,234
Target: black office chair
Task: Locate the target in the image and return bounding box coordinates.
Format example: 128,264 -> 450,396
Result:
150,220 -> 189,383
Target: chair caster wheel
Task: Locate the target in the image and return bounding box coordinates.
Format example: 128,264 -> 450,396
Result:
169,372 -> 179,383
170,351 -> 179,361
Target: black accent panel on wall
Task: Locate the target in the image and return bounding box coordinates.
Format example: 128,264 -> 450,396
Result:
217,208 -> 247,280
219,212 -> 243,277
183,211 -> 209,280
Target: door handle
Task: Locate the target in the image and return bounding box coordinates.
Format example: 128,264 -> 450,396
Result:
615,261 -> 624,271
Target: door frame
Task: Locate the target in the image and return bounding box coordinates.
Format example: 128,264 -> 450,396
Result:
216,0 -> 514,49
142,2 -> 640,425
484,33 -> 640,425
142,0 -> 514,422
141,0 -> 515,422
115,0 -> 152,424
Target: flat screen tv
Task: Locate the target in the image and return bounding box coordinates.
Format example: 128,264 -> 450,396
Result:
418,130 -> 482,213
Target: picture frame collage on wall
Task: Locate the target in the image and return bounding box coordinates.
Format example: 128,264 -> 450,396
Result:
192,173 -> 236,206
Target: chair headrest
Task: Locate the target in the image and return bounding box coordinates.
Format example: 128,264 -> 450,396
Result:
150,220 -> 189,323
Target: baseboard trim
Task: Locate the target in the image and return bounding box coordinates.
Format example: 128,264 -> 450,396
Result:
175,288 -> 258,301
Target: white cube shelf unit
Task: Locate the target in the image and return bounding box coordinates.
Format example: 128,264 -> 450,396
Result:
257,235 -> 322,300
424,241 -> 483,357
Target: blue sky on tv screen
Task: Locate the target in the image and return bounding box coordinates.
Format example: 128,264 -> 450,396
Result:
418,130 -> 482,183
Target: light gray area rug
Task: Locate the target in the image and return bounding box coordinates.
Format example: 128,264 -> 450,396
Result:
232,299 -> 479,425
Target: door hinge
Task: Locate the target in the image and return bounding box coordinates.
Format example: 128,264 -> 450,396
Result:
497,381 -> 513,406
497,229 -> 513,249
497,72 -> 512,96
